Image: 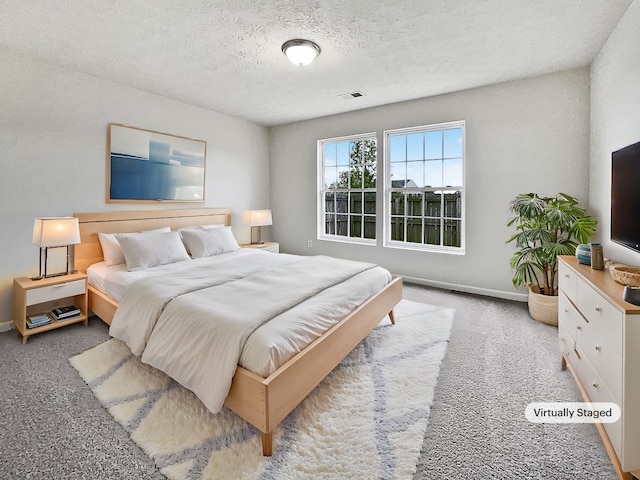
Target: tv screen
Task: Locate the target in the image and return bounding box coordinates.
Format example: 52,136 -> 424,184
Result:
611,141 -> 640,253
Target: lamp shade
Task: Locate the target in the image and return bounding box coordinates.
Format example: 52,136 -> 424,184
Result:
242,210 -> 273,227
32,217 -> 81,247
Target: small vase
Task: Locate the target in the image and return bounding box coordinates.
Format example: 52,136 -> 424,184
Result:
590,243 -> 604,270
576,244 -> 591,266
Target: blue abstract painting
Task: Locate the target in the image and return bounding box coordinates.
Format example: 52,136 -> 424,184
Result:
108,124 -> 206,202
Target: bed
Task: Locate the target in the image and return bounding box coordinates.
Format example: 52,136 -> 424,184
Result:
73,208 -> 403,455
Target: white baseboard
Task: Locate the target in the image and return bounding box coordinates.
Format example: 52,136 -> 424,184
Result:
398,274 -> 528,303
0,321 -> 13,333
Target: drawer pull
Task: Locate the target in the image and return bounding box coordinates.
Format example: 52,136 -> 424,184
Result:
592,382 -> 598,389
577,326 -> 582,331
564,274 -> 570,278
595,306 -> 602,312
595,345 -> 601,351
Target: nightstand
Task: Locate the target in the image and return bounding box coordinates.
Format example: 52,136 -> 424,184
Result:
13,272 -> 89,344
241,242 -> 279,253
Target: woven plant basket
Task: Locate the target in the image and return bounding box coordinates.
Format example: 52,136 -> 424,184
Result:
609,264 -> 640,287
527,284 -> 558,326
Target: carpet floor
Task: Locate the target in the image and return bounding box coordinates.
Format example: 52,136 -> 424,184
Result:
69,300 -> 454,480
403,284 -> 617,479
0,283 -> 618,479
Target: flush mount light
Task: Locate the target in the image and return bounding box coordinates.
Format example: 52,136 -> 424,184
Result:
281,39 -> 321,66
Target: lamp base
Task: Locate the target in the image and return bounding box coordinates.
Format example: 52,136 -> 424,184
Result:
250,226 -> 265,245
39,246 -> 70,278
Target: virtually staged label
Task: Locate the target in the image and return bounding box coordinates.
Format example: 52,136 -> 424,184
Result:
525,402 -> 621,423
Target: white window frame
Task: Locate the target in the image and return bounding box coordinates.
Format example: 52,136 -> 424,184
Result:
317,133 -> 377,245
383,121 -> 465,254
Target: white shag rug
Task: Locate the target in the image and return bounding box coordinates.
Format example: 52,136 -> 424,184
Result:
70,299 -> 454,480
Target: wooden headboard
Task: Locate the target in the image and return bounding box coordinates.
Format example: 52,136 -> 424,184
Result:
73,208 -> 232,273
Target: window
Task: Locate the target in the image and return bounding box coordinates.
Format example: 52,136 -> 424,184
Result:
318,134 -> 377,244
384,121 -> 464,253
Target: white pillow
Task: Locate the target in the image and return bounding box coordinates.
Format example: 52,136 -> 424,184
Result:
98,227 -> 170,266
117,230 -> 190,271
177,224 -> 225,255
180,226 -> 240,258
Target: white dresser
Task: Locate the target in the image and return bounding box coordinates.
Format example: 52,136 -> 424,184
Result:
558,256 -> 640,479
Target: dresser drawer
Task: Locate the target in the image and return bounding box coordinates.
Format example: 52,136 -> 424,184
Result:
575,277 -> 622,355
558,290 -> 582,340
25,279 -> 85,306
558,260 -> 578,301
577,323 -> 622,403
576,354 -> 622,457
558,322 -> 578,371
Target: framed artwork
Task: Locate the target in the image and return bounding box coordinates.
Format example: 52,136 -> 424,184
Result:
107,123 -> 206,203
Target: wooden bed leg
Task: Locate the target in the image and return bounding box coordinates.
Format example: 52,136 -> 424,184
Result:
261,432 -> 273,456
560,355 -> 567,371
388,310 -> 396,325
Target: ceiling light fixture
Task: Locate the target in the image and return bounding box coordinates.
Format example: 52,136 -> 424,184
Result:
281,39 -> 321,66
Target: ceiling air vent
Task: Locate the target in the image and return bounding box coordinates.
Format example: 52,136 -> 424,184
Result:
340,91 -> 365,100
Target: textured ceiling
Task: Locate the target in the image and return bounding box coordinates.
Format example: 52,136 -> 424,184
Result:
0,0 -> 632,126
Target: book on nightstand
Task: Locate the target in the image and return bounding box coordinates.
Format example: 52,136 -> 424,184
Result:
50,305 -> 81,321
27,314 -> 51,329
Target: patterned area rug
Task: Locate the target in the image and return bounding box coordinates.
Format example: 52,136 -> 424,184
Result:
70,299 -> 454,480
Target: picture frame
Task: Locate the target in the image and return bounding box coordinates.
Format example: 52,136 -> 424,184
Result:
107,123 -> 206,203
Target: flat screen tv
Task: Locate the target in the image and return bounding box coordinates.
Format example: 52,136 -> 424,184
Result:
611,140 -> 640,253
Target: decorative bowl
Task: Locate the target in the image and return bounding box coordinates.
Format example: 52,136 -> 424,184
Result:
609,264 -> 640,287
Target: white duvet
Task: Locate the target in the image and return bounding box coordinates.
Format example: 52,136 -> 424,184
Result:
107,250 -> 391,414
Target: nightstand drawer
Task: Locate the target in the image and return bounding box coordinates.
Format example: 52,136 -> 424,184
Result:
241,242 -> 279,253
26,279 -> 85,306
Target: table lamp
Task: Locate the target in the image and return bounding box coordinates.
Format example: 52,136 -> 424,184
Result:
32,217 -> 81,278
242,210 -> 272,244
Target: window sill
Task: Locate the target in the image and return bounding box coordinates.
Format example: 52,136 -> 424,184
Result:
318,236 -> 377,247
383,241 -> 465,255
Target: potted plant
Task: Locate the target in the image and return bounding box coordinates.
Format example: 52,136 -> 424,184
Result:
506,193 -> 597,325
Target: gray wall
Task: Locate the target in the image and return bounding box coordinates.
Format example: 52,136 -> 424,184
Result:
590,0 -> 640,267
0,47 -> 270,325
270,68 -> 591,300
6,1 -> 636,325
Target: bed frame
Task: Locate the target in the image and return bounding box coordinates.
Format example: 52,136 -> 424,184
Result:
73,208 -> 403,455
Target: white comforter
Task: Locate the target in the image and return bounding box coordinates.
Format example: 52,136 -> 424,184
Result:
109,252 -> 380,413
